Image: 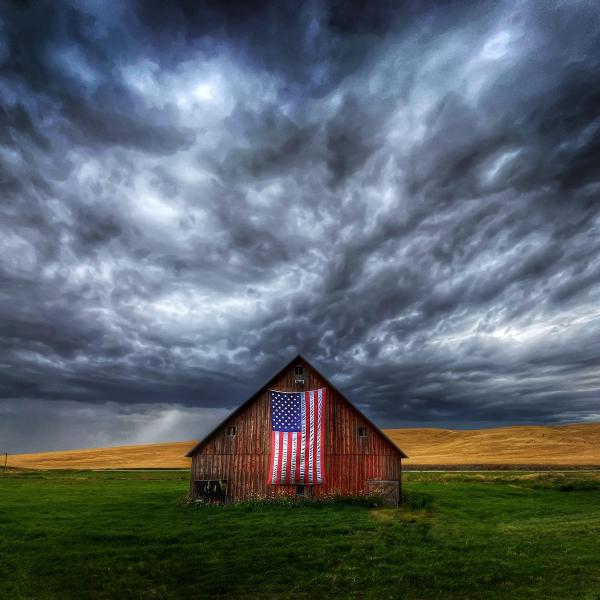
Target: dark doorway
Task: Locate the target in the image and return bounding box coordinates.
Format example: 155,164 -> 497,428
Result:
295,484 -> 305,497
193,480 -> 228,504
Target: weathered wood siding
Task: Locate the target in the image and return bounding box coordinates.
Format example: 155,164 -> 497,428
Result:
191,359 -> 401,501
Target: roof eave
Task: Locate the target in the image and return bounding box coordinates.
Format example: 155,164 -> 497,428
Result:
185,353 -> 408,458
185,354 -> 304,457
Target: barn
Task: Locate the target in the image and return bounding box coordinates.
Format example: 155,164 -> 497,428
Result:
186,355 -> 407,505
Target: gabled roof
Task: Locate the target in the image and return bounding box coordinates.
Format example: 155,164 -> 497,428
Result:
186,354 -> 407,458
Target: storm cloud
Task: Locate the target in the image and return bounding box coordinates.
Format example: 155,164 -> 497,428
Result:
1,0 -> 599,452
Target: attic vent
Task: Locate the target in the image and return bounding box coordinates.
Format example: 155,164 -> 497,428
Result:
227,426 -> 237,436
294,365 -> 304,384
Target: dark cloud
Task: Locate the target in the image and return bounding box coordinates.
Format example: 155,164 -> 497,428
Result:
1,0 -> 600,452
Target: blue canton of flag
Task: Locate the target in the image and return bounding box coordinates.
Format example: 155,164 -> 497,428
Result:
270,392 -> 302,432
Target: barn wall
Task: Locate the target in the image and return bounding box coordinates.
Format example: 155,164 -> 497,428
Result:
191,359 -> 401,501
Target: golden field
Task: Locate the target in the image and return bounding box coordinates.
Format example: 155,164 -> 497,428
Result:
385,422 -> 600,465
7,441 -> 195,470
7,422 -> 600,469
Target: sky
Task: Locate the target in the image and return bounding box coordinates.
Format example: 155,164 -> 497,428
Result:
1,0 -> 600,453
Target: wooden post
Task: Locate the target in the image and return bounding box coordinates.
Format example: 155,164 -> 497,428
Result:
3,453 -> 7,473
398,457 -> 402,506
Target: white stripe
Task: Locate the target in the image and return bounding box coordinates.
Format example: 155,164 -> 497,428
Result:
290,432 -> 297,484
281,432 -> 288,483
272,432 -> 280,484
299,393 -> 306,481
308,390 -> 315,483
316,388 -> 323,483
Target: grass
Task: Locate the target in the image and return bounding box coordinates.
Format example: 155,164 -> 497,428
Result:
1,471 -> 599,599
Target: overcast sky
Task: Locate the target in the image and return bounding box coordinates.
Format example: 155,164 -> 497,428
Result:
1,0 -> 600,453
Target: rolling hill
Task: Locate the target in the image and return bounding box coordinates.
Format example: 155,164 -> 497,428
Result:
385,422 -> 600,466
6,422 -> 600,470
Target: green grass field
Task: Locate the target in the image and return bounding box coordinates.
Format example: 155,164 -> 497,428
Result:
1,471 -> 599,599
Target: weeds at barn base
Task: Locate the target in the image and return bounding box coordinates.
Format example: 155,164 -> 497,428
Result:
179,491 -> 387,509
178,489 -> 434,511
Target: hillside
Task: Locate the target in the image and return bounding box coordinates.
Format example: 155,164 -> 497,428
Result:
385,422 -> 600,466
7,423 -> 600,469
7,441 -> 194,470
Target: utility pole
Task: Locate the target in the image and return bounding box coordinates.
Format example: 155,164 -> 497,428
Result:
3,453 -> 7,473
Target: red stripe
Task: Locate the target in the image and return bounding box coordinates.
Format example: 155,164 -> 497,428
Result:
289,433 -> 294,484
313,389 -> 317,484
285,431 -> 294,483
304,390 -> 310,484
280,431 -> 285,484
269,430 -> 275,484
315,390 -> 319,484
294,432 -> 300,484
273,431 -> 278,484
274,431 -> 279,484
278,431 -> 284,484
279,431 -> 285,484
320,388 -> 326,484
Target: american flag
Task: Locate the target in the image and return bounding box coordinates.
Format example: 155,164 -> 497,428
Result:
269,388 -> 326,485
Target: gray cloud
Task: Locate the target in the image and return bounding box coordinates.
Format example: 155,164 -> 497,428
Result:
0,399 -> 229,454
1,0 -> 599,452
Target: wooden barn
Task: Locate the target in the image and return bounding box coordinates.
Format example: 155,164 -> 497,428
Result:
186,355 -> 407,505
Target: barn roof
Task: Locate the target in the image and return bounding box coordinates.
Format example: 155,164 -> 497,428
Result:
186,354 -> 407,458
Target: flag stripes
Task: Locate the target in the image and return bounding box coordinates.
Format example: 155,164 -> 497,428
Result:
316,388 -> 323,483
308,391 -> 314,483
271,431 -> 280,484
299,397 -> 306,481
269,388 -> 326,485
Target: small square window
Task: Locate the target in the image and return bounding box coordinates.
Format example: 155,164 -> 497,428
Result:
294,366 -> 304,376
227,426 -> 237,436
358,427 -> 367,438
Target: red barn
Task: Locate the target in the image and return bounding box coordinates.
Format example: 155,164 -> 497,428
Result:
186,355 -> 407,505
